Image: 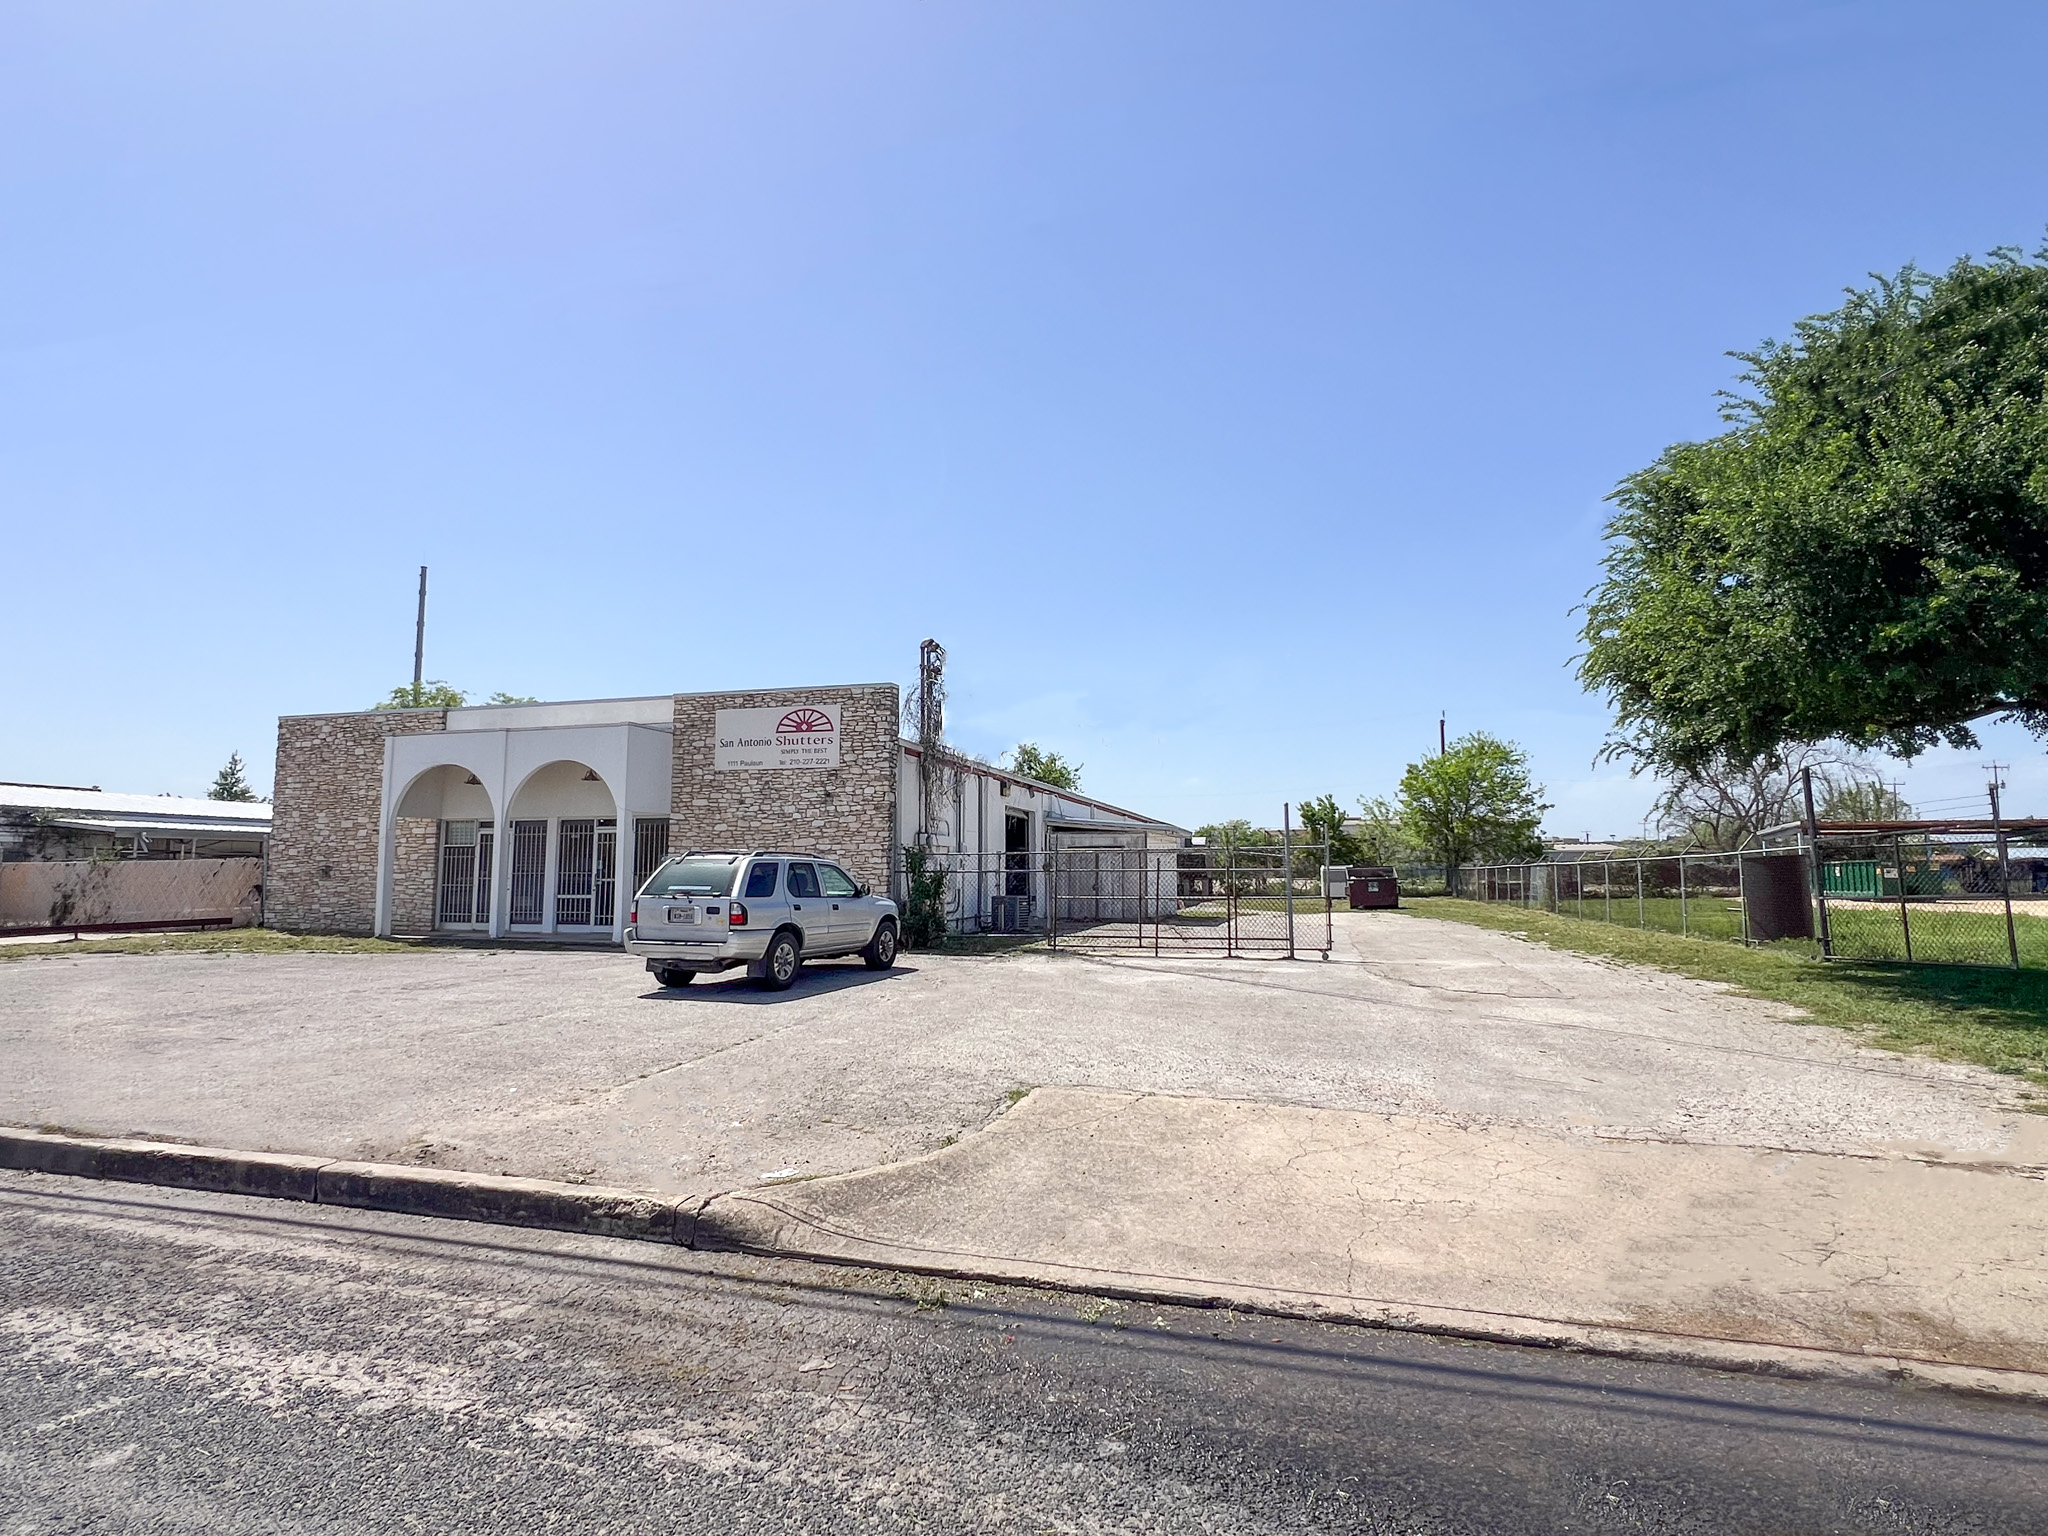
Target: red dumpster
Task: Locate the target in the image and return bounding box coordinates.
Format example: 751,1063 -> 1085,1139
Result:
1347,866 -> 1398,909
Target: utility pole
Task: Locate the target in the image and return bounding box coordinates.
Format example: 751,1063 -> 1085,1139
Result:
413,566 -> 429,695
1987,764 -> 2019,969
1800,765 -> 1830,957
1438,714 -> 1446,756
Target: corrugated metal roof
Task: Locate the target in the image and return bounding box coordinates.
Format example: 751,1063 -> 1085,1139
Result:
0,783 -> 271,831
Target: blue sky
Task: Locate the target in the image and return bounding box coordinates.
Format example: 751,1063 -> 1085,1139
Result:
6,1 -> 2048,832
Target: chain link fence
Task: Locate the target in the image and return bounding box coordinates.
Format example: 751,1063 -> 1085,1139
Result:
1454,818 -> 2048,971
1456,852 -> 1761,942
1808,826 -> 2045,968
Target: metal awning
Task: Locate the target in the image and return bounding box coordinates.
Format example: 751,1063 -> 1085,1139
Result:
42,816 -> 270,838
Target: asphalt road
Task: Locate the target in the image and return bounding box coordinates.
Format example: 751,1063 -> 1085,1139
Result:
5,1172 -> 2046,1534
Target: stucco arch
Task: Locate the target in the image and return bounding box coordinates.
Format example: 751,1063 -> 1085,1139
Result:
393,761 -> 499,821
506,759 -> 619,821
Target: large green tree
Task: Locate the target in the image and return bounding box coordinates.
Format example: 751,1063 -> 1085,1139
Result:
1580,248 -> 2048,773
1397,733 -> 1548,872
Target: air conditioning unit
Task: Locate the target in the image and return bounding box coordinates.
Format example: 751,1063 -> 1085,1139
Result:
988,895 -> 1032,933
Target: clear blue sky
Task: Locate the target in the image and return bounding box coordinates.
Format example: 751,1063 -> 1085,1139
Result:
6,2 -> 2048,832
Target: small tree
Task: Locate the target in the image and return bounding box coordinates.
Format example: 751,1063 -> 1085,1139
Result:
376,681 -> 468,710
1397,733 -> 1548,886
1296,794 -> 1363,866
1352,796 -> 1414,865
1195,819 -> 1278,895
209,752 -> 260,802
1006,742 -> 1081,790
1816,776 -> 1913,823
899,845 -> 949,947
486,692 -> 539,705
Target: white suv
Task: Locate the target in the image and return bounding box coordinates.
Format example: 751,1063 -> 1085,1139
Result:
626,850 -> 900,990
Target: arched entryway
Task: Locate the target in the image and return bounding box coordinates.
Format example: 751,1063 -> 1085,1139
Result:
505,760 -> 622,934
392,762 -> 498,935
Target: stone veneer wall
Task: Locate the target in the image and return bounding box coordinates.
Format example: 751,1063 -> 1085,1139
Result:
670,685 -> 900,892
389,818 -> 441,936
269,709 -> 447,934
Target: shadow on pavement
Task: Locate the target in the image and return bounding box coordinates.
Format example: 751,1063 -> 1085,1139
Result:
637,963 -> 917,1004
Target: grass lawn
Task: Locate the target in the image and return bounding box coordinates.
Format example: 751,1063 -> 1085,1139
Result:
0,928 -> 437,963
1549,891 -> 1750,943
1407,896 -> 2048,1090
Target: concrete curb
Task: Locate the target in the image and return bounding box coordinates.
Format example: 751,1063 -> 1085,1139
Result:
9,1124 -> 2048,1406
0,1128 -> 682,1245
691,1193 -> 2048,1406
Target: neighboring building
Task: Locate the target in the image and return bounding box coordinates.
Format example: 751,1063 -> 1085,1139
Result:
267,682 -> 1179,943
0,782 -> 270,862
0,782 -> 270,933
1541,838 -> 1629,862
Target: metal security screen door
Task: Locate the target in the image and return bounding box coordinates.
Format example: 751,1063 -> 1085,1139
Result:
508,820 -> 548,925
553,818 -> 618,928
436,820 -> 494,927
633,817 -> 670,897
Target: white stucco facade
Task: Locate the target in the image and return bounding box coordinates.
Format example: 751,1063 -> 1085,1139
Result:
377,710 -> 675,942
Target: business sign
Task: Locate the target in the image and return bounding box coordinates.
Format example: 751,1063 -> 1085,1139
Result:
713,704 -> 842,770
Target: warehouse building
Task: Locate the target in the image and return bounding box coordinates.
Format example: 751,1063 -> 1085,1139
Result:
267,680 -> 1180,942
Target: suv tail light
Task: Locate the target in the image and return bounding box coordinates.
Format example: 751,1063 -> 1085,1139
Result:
730,902 -> 748,927
629,903 -> 638,926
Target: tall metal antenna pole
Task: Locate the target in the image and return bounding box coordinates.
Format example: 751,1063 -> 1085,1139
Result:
413,567 -> 428,694
1439,714 -> 1446,756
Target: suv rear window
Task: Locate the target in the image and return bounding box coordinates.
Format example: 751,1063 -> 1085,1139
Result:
743,862 -> 780,898
640,857 -> 739,897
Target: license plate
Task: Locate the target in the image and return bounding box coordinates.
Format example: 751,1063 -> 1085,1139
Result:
668,906 -> 696,925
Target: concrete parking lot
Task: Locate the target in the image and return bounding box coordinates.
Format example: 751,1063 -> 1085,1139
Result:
3,912 -> 2033,1198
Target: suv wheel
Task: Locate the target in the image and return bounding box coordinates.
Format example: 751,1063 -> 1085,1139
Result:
862,920 -> 899,971
761,931 -> 803,991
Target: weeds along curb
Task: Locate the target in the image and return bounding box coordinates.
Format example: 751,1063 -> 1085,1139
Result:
9,1124 -> 2048,1407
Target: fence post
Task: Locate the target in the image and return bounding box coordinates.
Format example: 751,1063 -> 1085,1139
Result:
1800,766 -> 1831,958
1893,832 -> 1913,963
1991,777 -> 2019,970
1636,858 -> 1645,929
1678,854 -> 1688,936
1047,847 -> 1058,952
1282,803 -> 1296,961
1604,860 -> 1613,924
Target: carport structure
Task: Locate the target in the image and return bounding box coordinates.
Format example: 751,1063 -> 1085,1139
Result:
376,708 -> 675,943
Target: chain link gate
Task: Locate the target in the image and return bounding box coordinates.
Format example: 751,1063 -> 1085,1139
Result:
901,817 -> 1333,957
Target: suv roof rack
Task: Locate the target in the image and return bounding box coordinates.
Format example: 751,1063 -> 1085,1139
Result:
677,850 -> 825,860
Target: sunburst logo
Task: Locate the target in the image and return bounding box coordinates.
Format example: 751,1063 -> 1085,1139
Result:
776,708 -> 835,733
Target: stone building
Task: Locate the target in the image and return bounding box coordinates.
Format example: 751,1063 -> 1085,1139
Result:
267,680 -> 1177,942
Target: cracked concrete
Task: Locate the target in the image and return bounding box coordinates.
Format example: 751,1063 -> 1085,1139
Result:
2,911 -> 2040,1199
700,1084 -> 2048,1386
6,910 -> 2044,1378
